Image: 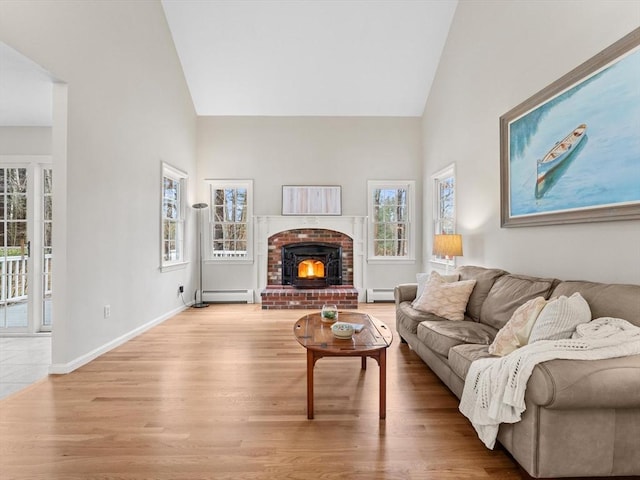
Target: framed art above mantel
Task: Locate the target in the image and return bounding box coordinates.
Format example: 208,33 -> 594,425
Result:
282,185 -> 342,216
500,27 -> 640,227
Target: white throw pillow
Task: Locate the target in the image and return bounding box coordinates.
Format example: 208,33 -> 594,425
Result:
528,292 -> 591,343
488,296 -> 548,356
413,271 -> 476,321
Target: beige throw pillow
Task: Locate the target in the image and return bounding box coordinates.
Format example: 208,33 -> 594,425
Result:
415,271 -> 460,304
528,292 -> 591,343
488,296 -> 547,356
413,271 -> 476,321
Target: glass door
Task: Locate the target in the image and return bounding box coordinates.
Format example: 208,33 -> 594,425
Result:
0,163 -> 52,333
0,167 -> 29,330
42,168 -> 53,330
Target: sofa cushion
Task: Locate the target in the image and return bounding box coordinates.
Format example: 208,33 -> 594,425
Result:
456,266 -> 507,322
448,344 -> 494,380
480,274 -> 557,330
396,302 -> 443,336
417,319 -> 497,357
413,271 -> 476,321
551,281 -> 640,327
488,296 -> 548,356
528,292 -> 591,343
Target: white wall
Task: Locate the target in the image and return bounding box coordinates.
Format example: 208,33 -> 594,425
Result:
0,127 -> 51,154
196,116 -> 423,293
0,1 -> 197,370
423,0 -> 640,284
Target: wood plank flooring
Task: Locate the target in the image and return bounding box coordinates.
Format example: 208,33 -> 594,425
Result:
0,304 -> 616,479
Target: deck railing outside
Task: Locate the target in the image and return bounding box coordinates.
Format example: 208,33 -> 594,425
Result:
0,255 -> 52,304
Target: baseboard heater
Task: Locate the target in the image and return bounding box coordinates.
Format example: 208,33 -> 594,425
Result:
366,288 -> 395,303
202,289 -> 254,304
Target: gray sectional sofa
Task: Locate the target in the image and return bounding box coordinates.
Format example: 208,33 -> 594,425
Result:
394,265 -> 640,478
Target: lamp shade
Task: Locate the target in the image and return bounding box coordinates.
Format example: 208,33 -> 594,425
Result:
433,234 -> 463,258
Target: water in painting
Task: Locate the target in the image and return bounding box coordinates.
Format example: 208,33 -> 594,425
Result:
509,48 -> 640,217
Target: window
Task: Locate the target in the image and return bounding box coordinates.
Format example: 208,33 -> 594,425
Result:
0,167 -> 28,329
209,179 -> 253,261
432,164 -> 456,261
0,159 -> 53,333
368,180 -> 415,261
42,168 -> 53,328
161,163 -> 187,270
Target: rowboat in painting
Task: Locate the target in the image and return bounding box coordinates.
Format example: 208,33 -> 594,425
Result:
536,123 -> 587,185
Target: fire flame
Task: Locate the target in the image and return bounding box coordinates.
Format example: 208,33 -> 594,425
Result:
298,260 -> 325,279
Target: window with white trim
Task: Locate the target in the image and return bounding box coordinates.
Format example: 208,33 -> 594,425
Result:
367,180 -> 415,261
432,164 -> 456,261
209,179 -> 253,261
161,163 -> 187,269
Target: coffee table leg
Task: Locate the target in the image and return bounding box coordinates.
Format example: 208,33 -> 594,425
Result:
361,356 -> 366,370
307,349 -> 314,419
379,349 -> 387,420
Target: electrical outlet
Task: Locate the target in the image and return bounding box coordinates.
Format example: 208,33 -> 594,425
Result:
178,285 -> 184,294
104,305 -> 111,319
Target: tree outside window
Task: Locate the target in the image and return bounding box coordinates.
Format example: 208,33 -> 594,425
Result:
209,180 -> 252,260
368,181 -> 415,260
42,168 -> 53,327
161,163 -> 187,269
432,164 -> 457,261
0,168 -> 28,256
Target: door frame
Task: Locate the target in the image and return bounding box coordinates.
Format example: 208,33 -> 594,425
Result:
0,155 -> 52,334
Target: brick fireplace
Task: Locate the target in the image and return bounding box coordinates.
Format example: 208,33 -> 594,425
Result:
260,228 -> 359,309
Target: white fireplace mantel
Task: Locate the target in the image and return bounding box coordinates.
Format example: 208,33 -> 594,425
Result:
254,215 -> 368,301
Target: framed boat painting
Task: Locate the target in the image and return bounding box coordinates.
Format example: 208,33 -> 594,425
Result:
500,27 -> 640,227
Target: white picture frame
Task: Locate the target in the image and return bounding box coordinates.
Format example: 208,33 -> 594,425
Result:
282,185 -> 342,216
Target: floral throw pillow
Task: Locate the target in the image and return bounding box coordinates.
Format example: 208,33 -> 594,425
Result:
488,296 -> 548,356
412,271 -> 476,321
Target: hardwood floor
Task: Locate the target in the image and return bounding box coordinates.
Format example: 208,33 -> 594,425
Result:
0,304 -> 612,479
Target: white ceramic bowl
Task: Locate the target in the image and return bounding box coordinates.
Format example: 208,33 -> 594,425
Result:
331,322 -> 354,339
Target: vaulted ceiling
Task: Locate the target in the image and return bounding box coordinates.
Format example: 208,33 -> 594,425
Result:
0,42 -> 53,126
0,1 -> 457,126
161,0 -> 457,116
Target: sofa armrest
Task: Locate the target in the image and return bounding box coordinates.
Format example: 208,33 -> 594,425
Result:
394,283 -> 418,305
526,355 -> 640,409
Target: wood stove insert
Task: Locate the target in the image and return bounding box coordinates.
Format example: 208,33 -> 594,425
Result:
281,242 -> 342,289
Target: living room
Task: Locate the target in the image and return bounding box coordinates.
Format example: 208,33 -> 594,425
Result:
1,0 -> 638,371
0,1 -> 638,478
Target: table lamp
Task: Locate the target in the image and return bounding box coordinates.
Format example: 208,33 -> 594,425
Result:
433,234 -> 463,274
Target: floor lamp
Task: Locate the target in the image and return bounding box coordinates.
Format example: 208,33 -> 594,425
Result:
192,202 -> 209,308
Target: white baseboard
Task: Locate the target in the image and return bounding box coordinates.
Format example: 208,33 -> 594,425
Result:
49,303 -> 189,375
202,289 -> 254,304
366,288 -> 395,303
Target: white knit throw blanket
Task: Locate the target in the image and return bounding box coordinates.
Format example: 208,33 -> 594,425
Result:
459,317 -> 640,449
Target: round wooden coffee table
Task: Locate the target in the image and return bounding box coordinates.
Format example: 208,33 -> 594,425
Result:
293,310 -> 393,419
